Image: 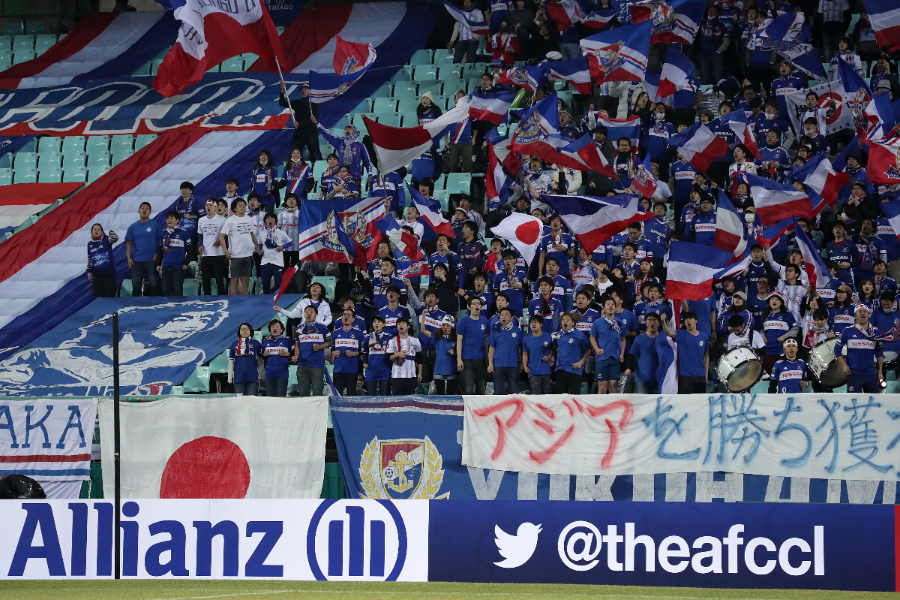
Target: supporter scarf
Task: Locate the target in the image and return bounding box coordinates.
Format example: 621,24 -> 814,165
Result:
234,336 -> 253,357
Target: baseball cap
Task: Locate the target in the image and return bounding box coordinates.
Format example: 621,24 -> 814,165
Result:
442,315 -> 456,326
733,291 -> 747,301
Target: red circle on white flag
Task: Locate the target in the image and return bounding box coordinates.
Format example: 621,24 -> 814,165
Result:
159,436 -> 251,498
515,220 -> 540,244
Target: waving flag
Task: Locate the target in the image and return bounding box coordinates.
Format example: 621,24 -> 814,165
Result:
443,1 -> 489,35
558,134 -> 615,175
273,265 -> 298,305
542,193 -> 652,253
377,213 -> 424,261
794,224 -> 833,289
546,0 -> 586,31
580,21 -> 651,84
651,0 -> 704,45
747,173 -> 813,225
868,136 -> 900,184
468,90 -> 516,125
793,155 -> 851,208
486,134 -> 514,211
632,155 -> 658,198
666,242 -> 734,300
628,0 -> 672,24
496,64 -> 548,92
308,36 -> 377,104
881,199 -> 900,240
669,123 -> 729,172
297,196 -> 386,264
863,0 -> 900,52
714,190 -> 747,258
657,47 -> 694,98
645,68 -> 696,110
492,213 -> 543,265
486,127 -> 521,176
409,185 -> 455,239
546,57 -> 593,95
754,11 -> 825,79
154,0 -> 285,97
587,112 -> 641,146
657,305 -> 678,394
364,97 -> 470,175
584,8 -> 617,29
756,219 -> 796,249
721,110 -> 760,158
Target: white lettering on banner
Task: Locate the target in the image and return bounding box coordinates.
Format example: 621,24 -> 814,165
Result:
461,394 -> 900,482
0,399 -> 97,493
0,499 -> 429,580
556,522 -> 824,576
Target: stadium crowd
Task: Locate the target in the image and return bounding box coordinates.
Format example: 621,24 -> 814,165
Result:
85,0 -> 900,398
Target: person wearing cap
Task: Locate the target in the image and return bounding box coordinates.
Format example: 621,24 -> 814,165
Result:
689,194 -> 716,246
488,307 -> 523,394
836,303 -> 884,393
457,296 -> 490,394
278,80 -> 320,162
760,293 -> 798,375
433,315 -> 458,394
377,285 -> 412,337
770,339 -> 809,393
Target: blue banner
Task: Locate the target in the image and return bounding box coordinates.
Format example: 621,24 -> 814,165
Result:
0,295 -> 298,397
331,396 -> 900,504
428,500 -> 895,590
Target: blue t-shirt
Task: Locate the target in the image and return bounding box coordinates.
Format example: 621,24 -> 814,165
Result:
377,304 -> 412,336
364,331 -> 391,381
295,322 -> 329,368
528,296 -> 564,333
229,338 -> 263,384
125,220 -> 160,262
457,314 -> 489,360
675,329 -> 708,378
522,332 -> 553,376
629,333 -> 660,384
489,324 -> 522,368
260,335 -> 292,380
555,329 -> 588,375
591,317 -> 622,360
332,327 -> 366,374
493,268 -> 527,316
434,336 -> 457,377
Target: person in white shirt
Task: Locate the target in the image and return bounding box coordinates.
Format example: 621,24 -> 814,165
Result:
402,205 -> 426,241
448,0 -> 482,63
725,314 -> 764,352
217,197 -> 258,296
197,198 -> 227,295
274,281 -> 333,327
277,193 -> 301,277
257,212 -> 293,295
387,318 -> 422,395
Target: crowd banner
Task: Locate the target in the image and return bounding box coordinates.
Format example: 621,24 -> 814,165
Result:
428,500 -> 895,591
463,394 -> 900,482
99,395 -> 328,499
0,499 -> 429,580
331,395 -> 900,504
783,79 -> 852,136
0,398 -> 96,498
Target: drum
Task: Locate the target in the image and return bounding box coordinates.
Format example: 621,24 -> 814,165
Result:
809,338 -> 847,387
717,347 -> 763,392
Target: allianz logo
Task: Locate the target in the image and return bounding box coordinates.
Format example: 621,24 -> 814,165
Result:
495,521 -> 825,577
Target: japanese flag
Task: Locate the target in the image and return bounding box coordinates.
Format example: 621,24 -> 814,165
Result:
99,396 -> 327,499
491,213 -> 543,266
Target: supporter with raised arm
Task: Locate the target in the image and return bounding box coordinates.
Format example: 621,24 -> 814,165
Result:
275,281 -> 333,327
317,123 -> 371,183
87,223 -> 117,298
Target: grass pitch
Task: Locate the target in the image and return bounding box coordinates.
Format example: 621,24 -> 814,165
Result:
3,581 -> 894,600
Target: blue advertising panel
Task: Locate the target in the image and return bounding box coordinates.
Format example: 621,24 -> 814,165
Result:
428,501 -> 896,591
330,396 -> 900,504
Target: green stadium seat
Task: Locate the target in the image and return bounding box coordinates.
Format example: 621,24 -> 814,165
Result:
0,168 -> 11,185
86,136 -> 109,153
433,174 -> 447,191
392,65 -> 413,81
13,168 -> 37,184
62,153 -> 85,171
377,112 -> 401,127
0,154 -> 9,168
110,135 -> 134,154
34,34 -> 55,55
12,34 -> 32,55
0,54 -> 11,70
396,96 -> 419,113
409,49 -> 433,65
392,81 -> 417,97
312,159 -> 327,182
38,166 -> 61,183
433,48 -> 453,64
88,164 -> 108,182
62,166 -> 87,183
13,152 -> 36,170
241,53 -> 258,66
372,82 -> 393,98
220,56 -> 243,72
433,190 -> 450,213
1,21 -> 23,35
88,150 -> 110,167
413,65 -> 438,81
209,352 -> 230,374
417,82 -> 442,98
37,136 -> 60,153
373,97 -> 397,113
400,112 -> 420,127
443,64 -> 464,79
446,172 -> 472,195
111,148 -> 131,165
61,136 -> 85,154
24,20 -> 48,34
12,48 -> 33,65
135,134 -> 157,150
441,78 -> 466,97
182,366 -> 210,393
352,112 -> 375,131
0,35 -> 11,52
132,61 -> 152,77
38,151 -> 59,169
354,97 -> 373,112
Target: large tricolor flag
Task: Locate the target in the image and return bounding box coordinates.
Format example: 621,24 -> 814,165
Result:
627,0 -> 672,24
408,185 -> 455,238
542,193 -> 653,253
881,198 -> 900,240
868,136 -> 900,184
720,110 -> 760,158
364,97 -> 470,175
491,213 -> 544,265
485,130 -> 514,211
486,127 -> 521,176
443,1 -> 490,35
376,213 -> 425,261
651,0 -> 704,45
546,57 -> 593,95
583,8 -> 617,29
665,242 -> 734,300
714,190 -> 747,258
668,123 -> 729,172
154,0 -> 285,97
546,0 -> 587,31
746,173 -> 813,225
496,64 -> 548,92
863,0 -> 900,52
657,47 -> 695,98
586,112 -> 641,147
580,21 -> 651,84
468,90 -> 516,125
794,223 -> 833,289
792,154 -> 851,209
632,155 -> 658,199
308,36 -> 377,103
297,195 -> 386,263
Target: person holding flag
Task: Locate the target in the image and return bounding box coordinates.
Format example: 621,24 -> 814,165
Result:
279,83 -> 321,162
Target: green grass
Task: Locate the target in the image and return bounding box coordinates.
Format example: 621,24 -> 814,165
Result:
3,581 -> 895,600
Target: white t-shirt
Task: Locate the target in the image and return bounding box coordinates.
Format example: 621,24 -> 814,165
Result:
197,214 -> 226,257
726,328 -> 764,352
220,215 -> 257,258
386,335 -> 422,379
257,226 -> 293,267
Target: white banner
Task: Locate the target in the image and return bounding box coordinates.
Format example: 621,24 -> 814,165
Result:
0,499 -> 428,580
0,398 -> 97,496
462,394 -> 900,482
99,396 -> 327,499
784,80 -> 852,135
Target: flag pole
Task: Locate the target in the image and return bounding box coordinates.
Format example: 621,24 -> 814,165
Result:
275,56 -> 299,130
112,311 -> 121,581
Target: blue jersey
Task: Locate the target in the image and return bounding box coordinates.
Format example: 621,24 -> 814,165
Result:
829,305 -> 855,335
836,326 -> 882,376
528,295 -> 564,333
419,306 -> 447,350
160,227 -> 191,268
629,333 -> 660,384
174,195 -> 202,233
249,166 -> 278,208
295,322 -> 329,368
771,358 -> 808,393
574,307 -> 601,336
428,251 -> 462,285
591,316 -> 622,359
377,304 -> 412,336
872,308 -> 900,353
670,160 -> 696,208
332,327 -> 366,374
675,329 -> 708,378
540,231 -> 575,277
87,237 -> 115,275
260,335 -> 292,380
434,336 -> 457,377
229,338 -> 263,384
458,240 -> 487,286
522,332 -> 553,376
633,300 -> 671,330
125,220 -> 160,262
745,260 -> 770,298
364,331 -> 391,381
691,211 -> 716,245
761,311 -> 795,356
826,240 -> 856,285
877,217 -> 900,262
554,328 -> 589,375
493,268 -> 528,316
685,298 -> 715,339
371,275 -> 405,309
457,314 -> 489,360
489,324 -> 522,368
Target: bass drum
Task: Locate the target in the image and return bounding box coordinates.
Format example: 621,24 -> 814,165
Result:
717,347 -> 763,392
809,338 -> 847,388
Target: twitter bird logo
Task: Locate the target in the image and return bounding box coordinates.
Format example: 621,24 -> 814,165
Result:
493,522 -> 542,568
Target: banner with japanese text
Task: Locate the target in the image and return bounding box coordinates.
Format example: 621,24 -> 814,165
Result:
462,394 -> 900,483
